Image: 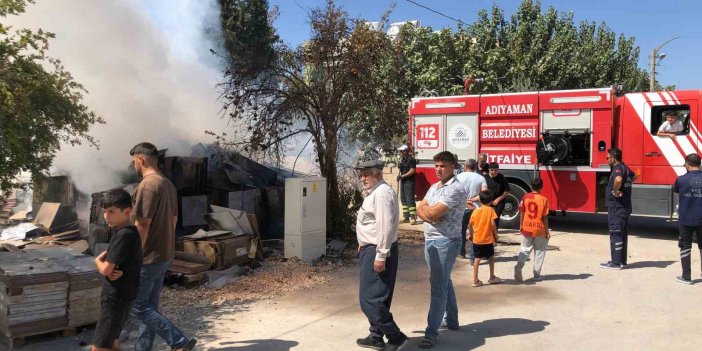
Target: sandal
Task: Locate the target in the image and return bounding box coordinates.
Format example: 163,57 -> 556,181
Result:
419,335 -> 436,349
472,280 -> 483,287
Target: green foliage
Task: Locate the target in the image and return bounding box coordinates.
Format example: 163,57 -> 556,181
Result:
393,0 -> 651,98
0,0 -> 103,193
218,0 -> 279,78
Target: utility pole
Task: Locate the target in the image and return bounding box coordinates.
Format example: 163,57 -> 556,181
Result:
649,36 -> 681,91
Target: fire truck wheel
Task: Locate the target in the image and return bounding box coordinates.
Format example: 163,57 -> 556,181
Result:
501,182 -> 527,229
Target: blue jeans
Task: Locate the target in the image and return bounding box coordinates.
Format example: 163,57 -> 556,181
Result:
424,238 -> 461,337
132,260 -> 188,351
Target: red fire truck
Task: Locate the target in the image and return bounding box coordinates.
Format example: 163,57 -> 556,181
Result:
409,86 -> 701,228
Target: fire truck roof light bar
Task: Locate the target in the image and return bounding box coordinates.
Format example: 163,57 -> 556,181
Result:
425,102 -> 466,109
549,96 -> 602,104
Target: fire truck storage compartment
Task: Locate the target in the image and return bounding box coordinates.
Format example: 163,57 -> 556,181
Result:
537,109 -> 592,166
541,169 -> 597,212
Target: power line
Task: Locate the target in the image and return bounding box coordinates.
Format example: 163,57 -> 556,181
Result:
402,0 -> 467,26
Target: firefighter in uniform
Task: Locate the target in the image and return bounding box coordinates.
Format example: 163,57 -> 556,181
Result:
397,145 -> 417,224
600,147 -> 636,270
673,153 -> 702,285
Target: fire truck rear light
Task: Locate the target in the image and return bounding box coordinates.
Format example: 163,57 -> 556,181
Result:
425,102 -> 466,109
549,96 -> 602,104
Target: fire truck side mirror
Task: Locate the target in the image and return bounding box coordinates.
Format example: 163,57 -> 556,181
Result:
598,140 -> 606,151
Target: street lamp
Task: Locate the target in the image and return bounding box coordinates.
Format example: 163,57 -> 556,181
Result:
649,36 -> 680,91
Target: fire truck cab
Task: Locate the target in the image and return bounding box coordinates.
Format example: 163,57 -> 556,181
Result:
409,87 -> 701,228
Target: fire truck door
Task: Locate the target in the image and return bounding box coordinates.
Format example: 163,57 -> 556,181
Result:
445,114 -> 479,162
642,99 -> 697,182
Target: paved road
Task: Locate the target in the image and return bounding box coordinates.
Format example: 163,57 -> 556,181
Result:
15,214 -> 698,351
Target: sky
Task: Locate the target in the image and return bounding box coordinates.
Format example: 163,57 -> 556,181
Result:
270,0 -> 702,90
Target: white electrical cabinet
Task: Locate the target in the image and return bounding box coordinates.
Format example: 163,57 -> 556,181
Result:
284,177 -> 327,262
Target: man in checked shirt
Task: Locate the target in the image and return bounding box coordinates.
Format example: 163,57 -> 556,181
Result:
355,160 -> 408,351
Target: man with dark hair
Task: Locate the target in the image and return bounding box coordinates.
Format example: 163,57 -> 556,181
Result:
355,160 -> 407,351
397,145 -> 417,224
673,153 -> 702,285
416,151 -> 466,349
600,147 -> 636,270
456,159 -> 488,263
657,111 -> 684,139
127,142 -> 196,351
477,153 -> 489,176
92,189 -> 141,351
486,162 -> 510,230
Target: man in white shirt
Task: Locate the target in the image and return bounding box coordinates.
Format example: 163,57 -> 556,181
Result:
657,111 -> 684,139
456,159 -> 488,263
354,160 -> 407,351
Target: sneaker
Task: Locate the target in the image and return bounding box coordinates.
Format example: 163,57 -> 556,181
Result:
620,263 -> 628,269
173,338 -> 197,351
469,259 -> 475,266
514,264 -> 523,282
676,276 -> 693,285
386,332 -> 409,351
532,275 -> 544,282
401,218 -> 410,224
458,253 -> 468,259
599,262 -> 622,270
356,336 -> 385,350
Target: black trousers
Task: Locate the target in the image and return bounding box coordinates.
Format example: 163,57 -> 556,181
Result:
678,224 -> 702,280
359,243 -> 401,341
608,207 -> 631,265
400,180 -> 416,219
493,202 -> 506,230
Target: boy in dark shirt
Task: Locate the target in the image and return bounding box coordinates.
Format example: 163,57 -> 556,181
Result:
93,189 -> 143,351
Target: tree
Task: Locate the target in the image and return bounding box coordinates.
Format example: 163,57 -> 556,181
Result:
393,0 -> 651,97
216,0 -> 403,237
0,0 -> 103,194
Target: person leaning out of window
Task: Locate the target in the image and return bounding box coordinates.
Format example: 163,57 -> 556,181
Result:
657,111 -> 684,139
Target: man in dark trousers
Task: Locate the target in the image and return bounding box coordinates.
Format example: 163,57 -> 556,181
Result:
673,153 -> 702,285
397,145 -> 417,224
486,162 -> 510,230
600,147 -> 636,270
355,160 -> 408,351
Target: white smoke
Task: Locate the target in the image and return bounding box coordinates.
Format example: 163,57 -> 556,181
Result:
7,0 -> 230,194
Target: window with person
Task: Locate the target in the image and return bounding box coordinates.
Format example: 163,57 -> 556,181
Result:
651,105 -> 690,138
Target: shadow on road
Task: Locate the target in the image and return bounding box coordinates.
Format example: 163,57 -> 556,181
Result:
409,318 -> 549,350
214,339 -> 299,350
624,260 -> 676,269
543,273 -> 593,281
547,213 -> 678,240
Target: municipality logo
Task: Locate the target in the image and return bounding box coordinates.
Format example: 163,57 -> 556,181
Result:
449,124 -> 472,149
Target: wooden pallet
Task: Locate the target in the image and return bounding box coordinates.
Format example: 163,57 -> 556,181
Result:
0,321 -> 95,349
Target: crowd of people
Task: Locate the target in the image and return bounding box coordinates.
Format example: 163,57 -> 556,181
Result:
354,146 -> 702,350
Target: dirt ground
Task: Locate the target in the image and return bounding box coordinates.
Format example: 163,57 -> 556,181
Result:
12,212 -> 702,351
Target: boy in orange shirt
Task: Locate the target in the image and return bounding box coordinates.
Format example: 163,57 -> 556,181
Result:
514,178 -> 550,282
468,190 -> 502,287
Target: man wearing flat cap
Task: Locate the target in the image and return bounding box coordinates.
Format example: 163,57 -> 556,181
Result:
355,160 -> 408,351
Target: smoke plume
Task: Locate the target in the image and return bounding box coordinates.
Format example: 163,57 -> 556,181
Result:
7,0 -> 229,194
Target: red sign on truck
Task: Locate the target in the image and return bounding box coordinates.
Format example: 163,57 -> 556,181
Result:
416,124 -> 440,149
